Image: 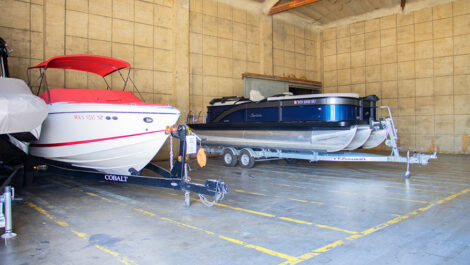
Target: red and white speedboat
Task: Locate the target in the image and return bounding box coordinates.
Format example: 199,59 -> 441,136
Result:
29,55 -> 180,175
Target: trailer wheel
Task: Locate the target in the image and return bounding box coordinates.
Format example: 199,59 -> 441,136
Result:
223,149 -> 238,167
239,150 -> 255,168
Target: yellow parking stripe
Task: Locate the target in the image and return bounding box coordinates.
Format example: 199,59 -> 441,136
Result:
278,217 -> 312,225
215,201 -> 357,234
268,181 -> 429,203
234,188 -> 340,207
134,208 -> 156,216
51,178 -> 297,263
218,236 -> 301,263
287,187 -> 470,265
26,201 -> 137,265
215,202 -> 276,217
235,189 -> 267,196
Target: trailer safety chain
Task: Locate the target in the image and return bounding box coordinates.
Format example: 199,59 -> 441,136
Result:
199,182 -> 225,207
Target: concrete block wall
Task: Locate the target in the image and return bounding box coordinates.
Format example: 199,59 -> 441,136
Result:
320,0 -> 470,154
188,0 -> 321,115
0,0 -> 181,108
272,18 -> 320,81
189,0 -> 262,113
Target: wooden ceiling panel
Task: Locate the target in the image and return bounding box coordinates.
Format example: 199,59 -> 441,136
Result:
269,0 -> 418,24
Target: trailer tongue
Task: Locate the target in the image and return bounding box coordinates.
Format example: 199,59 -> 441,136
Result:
32,125 -> 227,207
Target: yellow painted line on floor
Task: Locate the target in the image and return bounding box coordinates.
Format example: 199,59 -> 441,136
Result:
100,197 -> 113,202
314,224 -> 358,234
325,189 -> 430,204
378,176 -> 469,187
52,178 -> 298,264
278,217 -> 313,225
278,240 -> 346,265
236,187 -> 331,206
134,208 -> 156,216
269,180 -> 429,204
26,201 -> 137,265
291,174 -> 450,194
437,188 -> 470,204
384,185 -> 449,194
275,183 -> 297,188
235,189 -> 267,196
288,198 -> 308,203
94,244 -> 136,265
26,201 -> 69,227
411,178 -> 470,186
285,187 -> 470,265
161,217 -> 215,235
311,240 -> 345,253
215,202 -> 357,234
71,230 -> 87,240
219,235 -> 244,244
219,235 -> 301,264
215,202 -> 276,217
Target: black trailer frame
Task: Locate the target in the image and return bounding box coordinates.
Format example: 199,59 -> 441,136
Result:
32,125 -> 227,207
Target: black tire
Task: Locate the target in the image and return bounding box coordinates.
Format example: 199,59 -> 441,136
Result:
223,149 -> 238,167
239,150 -> 255,168
23,156 -> 34,186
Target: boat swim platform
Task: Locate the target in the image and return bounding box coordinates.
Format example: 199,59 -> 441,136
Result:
2,153 -> 470,265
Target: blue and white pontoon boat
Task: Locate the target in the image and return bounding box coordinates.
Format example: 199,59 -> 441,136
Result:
188,92 -> 385,153
188,91 -> 436,175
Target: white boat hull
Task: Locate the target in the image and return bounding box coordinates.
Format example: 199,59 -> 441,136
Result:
361,128 -> 387,149
344,125 -> 372,150
30,102 -> 180,175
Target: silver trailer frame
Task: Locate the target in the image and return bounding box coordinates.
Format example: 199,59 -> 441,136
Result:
202,106 -> 437,178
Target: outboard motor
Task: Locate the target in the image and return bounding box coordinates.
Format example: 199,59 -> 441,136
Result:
0,37 -> 11,78
359,95 -> 379,122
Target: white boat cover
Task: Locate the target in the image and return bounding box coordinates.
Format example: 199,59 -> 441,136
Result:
0,78 -> 48,134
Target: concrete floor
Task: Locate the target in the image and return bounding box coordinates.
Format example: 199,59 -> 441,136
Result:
1,153 -> 470,265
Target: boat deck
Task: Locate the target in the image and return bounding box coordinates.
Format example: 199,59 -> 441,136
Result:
2,153 -> 470,265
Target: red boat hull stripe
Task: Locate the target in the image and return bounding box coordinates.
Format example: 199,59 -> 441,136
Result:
31,130 -> 166,148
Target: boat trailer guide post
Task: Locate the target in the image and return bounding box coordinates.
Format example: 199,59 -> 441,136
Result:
203,106 -> 437,178
0,186 -> 17,239
32,125 -> 228,207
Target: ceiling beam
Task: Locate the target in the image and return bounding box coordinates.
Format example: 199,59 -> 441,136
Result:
269,0 -> 322,15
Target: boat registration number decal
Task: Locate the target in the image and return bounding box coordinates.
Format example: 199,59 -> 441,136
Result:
294,99 -> 316,105
74,114 -> 104,120
104,174 -> 128,182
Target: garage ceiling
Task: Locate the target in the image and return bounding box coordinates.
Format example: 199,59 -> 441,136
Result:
267,0 -> 423,24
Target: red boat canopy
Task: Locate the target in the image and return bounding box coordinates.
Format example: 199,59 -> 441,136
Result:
30,54 -> 130,77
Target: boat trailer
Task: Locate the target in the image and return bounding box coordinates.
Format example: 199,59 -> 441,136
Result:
203,106 -> 437,178
32,125 -> 227,207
